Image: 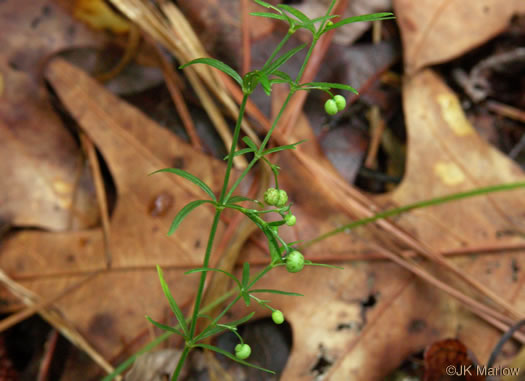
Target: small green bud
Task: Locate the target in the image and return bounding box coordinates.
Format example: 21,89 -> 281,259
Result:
235,343 -> 251,360
264,188 -> 279,206
324,99 -> 338,115
286,250 -> 304,273
284,214 -> 296,226
275,189 -> 288,207
272,310 -> 285,324
333,95 -> 346,111
327,21 -> 333,26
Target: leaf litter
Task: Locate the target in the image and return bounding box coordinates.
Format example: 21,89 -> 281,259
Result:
1,0 -> 525,380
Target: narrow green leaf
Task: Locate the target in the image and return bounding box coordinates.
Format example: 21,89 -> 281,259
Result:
253,0 -> 282,13
264,44 -> 307,74
259,74 -> 272,95
262,140 -> 306,155
185,267 -> 242,289
277,4 -> 311,23
222,312 -> 255,328
249,11 -> 287,21
224,147 -> 254,160
269,79 -> 291,86
302,81 -> 358,94
156,265 -> 189,338
243,212 -> 283,263
250,289 -> 303,296
146,316 -> 184,336
325,12 -> 395,31
168,200 -> 215,235
242,136 -> 258,151
242,290 -> 251,306
304,261 -> 344,270
195,344 -> 276,374
180,57 -> 242,86
309,14 -> 338,24
195,314 -> 256,342
194,325 -> 229,342
242,263 -> 250,288
151,168 -> 217,201
227,196 -> 263,207
272,70 -> 293,82
197,313 -> 213,321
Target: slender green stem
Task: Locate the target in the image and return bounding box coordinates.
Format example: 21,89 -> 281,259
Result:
224,157 -> 258,203
247,263 -> 275,289
320,1 -> 337,32
263,32 -> 292,70
102,290 -> 236,381
295,0 -> 336,82
189,210 -> 222,338
295,36 -> 318,83
219,95 -> 249,203
300,181 -> 525,249
259,91 -> 295,152
224,91 -> 295,201
171,347 -> 190,381
209,295 -> 242,328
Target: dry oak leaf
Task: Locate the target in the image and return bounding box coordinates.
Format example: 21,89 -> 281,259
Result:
1,55 -> 366,376
0,56 -> 231,364
230,69 -> 525,380
394,0 -> 525,74
2,61 -> 524,381
0,0 -> 105,230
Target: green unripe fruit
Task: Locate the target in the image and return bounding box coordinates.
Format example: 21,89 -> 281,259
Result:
275,189 -> 288,207
235,343 -> 251,360
286,250 -> 304,273
272,310 -> 285,324
324,99 -> 338,115
284,214 -> 296,226
327,21 -> 333,26
264,188 -> 279,206
334,95 -> 346,111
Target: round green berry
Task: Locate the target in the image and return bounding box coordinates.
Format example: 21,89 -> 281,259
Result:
272,310 -> 285,324
275,189 -> 288,207
333,95 -> 346,111
264,188 -> 279,206
286,250 -> 304,273
235,343 -> 251,360
324,99 -> 338,115
284,214 -> 296,226
327,21 -> 333,26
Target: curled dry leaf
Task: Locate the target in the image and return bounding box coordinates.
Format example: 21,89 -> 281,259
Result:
394,0 -> 525,74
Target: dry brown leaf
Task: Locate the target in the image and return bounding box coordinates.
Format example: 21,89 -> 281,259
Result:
3,59 -> 525,381
394,0 -> 525,74
0,57 -> 364,372
1,58 -> 229,369
0,0 -> 105,230
230,69 -> 525,380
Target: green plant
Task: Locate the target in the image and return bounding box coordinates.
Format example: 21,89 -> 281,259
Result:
113,2 -> 394,380
146,2 -> 394,379
104,178 -> 525,380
